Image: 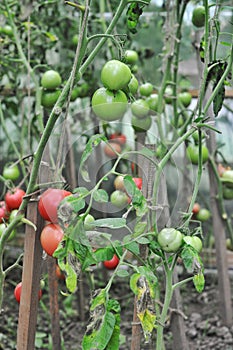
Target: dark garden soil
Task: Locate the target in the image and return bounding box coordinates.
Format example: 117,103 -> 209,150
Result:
1,251 -> 233,350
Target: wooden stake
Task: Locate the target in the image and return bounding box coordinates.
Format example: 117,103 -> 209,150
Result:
16,199 -> 44,350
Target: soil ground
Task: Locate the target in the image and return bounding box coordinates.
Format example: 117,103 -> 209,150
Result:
1,251 -> 233,350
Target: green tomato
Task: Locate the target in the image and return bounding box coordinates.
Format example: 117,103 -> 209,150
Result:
178,91 -> 192,108
192,6 -> 205,28
124,49 -> 139,65
2,25 -> 13,37
183,236 -> 202,253
110,190 -> 129,208
41,89 -> 61,109
164,87 -> 173,104
186,144 -> 209,165
223,186 -> 233,200
131,99 -> 149,118
221,170 -> 233,189
3,164 -> 20,181
101,60 -> 132,91
84,214 -> 95,231
155,143 -> 167,159
139,82 -> 153,97
192,130 -> 205,143
41,70 -> 62,90
131,115 -> 152,133
157,228 -> 183,253
128,74 -> 139,95
196,208 -> 211,222
91,87 -> 128,121
146,93 -> 160,114
72,34 -> 78,46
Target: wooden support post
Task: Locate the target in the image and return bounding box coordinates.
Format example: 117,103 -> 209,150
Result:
207,121 -> 232,326
47,256 -> 62,350
17,199 -> 44,350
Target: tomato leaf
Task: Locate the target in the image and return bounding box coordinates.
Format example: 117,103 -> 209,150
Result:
124,175 -> 148,217
82,291 -> 116,350
105,300 -> 121,350
193,272 -> 205,293
80,134 -> 107,182
180,244 -> 203,273
93,189 -> 109,203
93,218 -> 126,229
136,237 -> 150,244
133,221 -> 147,237
124,241 -> 140,256
116,269 -> 129,278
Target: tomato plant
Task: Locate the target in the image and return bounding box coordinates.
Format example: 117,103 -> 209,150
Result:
157,228 -> 183,253
38,188 -> 71,223
40,223 -> 64,256
2,163 -> 20,181
103,254 -> 119,270
101,60 -> 131,91
14,282 -> 42,303
5,188 -> 26,210
114,175 -> 125,191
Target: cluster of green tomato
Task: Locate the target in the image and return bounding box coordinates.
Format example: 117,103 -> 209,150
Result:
157,227 -> 203,254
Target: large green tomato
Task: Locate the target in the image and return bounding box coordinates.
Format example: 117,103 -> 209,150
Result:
91,87 -> 128,121
131,99 -> 149,118
157,228 -> 183,253
183,236 -> 202,253
186,144 -> 209,165
131,115 -> 152,132
101,60 -> 131,91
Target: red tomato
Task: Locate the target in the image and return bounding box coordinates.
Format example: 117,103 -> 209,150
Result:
55,264 -> 65,280
103,254 -> 119,270
133,177 -> 142,190
0,201 -> 9,222
104,142 -> 122,158
5,188 -> 26,210
14,281 -> 42,303
38,188 -> 71,223
192,203 -> 200,215
40,223 -> 64,256
109,133 -> 127,145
